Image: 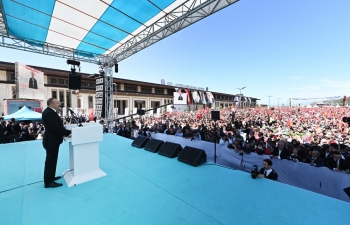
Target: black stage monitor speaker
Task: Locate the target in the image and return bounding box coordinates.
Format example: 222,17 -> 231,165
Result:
68,73 -> 82,90
158,142 -> 182,158
137,109 -> 145,115
211,111 -> 220,121
131,136 -> 149,148
144,139 -> 164,153
344,187 -> 350,198
178,146 -> 207,166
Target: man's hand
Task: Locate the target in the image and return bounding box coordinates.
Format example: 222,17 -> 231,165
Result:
257,174 -> 264,178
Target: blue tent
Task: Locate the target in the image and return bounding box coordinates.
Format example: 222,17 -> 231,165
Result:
4,106 -> 42,121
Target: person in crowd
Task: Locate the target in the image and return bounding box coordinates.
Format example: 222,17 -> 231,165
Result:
288,147 -> 302,163
0,117 -> 5,144
255,141 -> 271,155
175,128 -> 183,137
305,149 -> 325,167
272,141 -> 289,159
42,98 -> 71,188
325,151 -> 350,173
219,134 -> 232,147
8,118 -> 21,142
147,133 -> 152,140
256,159 -> 278,181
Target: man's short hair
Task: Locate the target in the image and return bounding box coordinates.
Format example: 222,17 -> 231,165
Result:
333,151 -> 341,155
47,98 -> 55,106
0,117 -> 3,120
263,159 -> 273,166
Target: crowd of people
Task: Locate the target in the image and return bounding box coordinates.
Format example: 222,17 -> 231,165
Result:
112,106 -> 350,173
2,106 -> 350,174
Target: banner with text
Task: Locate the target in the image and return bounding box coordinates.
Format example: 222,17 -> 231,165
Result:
95,77 -> 105,118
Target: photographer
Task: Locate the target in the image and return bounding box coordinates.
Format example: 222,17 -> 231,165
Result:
256,159 -> 278,181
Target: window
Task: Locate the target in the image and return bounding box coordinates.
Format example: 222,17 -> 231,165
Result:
59,91 -> 64,103
58,79 -> 64,84
88,96 -> 93,108
87,82 -> 92,87
66,91 -> 71,108
81,82 -> 87,87
77,98 -> 81,108
113,84 -> 120,91
50,78 -> 57,84
52,90 -> 57,99
141,87 -> 152,93
155,88 -> 164,94
12,86 -> 16,99
124,85 -> 137,92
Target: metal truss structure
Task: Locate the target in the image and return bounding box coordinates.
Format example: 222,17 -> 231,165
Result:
0,0 -> 239,124
103,0 -> 239,65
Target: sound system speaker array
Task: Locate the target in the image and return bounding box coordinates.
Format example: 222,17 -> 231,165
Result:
68,73 -> 82,90
144,139 -> 164,153
131,136 -> 149,148
178,146 -> 207,166
211,111 -> 220,121
158,142 -> 182,158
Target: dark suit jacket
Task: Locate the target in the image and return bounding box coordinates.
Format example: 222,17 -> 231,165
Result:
272,147 -> 289,159
259,168 -> 278,181
29,77 -> 38,89
305,156 -> 325,167
42,107 -> 71,148
0,122 -> 4,143
325,158 -> 350,171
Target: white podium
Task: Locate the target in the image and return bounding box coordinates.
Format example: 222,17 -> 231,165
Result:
63,123 -> 107,187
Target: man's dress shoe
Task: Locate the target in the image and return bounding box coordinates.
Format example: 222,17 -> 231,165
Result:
54,176 -> 62,181
45,182 -> 63,188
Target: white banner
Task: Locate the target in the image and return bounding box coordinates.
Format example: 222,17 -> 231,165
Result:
16,62 -> 45,100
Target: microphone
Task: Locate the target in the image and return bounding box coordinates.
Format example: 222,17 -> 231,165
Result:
69,108 -> 75,115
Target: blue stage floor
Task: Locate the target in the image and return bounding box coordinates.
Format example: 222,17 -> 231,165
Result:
0,134 -> 349,225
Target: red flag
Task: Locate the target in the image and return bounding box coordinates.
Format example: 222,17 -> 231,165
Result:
184,89 -> 192,104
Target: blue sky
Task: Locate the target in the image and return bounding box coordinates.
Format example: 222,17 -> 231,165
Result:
0,0 -> 349,106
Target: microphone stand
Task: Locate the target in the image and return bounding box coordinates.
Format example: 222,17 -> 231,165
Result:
69,109 -> 83,127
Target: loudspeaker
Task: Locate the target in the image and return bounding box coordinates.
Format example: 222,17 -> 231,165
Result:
211,111 -> 220,121
178,146 -> 207,166
137,109 -> 145,115
344,187 -> 350,198
158,142 -> 182,158
131,136 -> 149,148
115,64 -> 118,73
68,73 -> 81,90
144,139 -> 164,153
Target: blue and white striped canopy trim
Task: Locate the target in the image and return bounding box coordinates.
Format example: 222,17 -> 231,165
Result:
1,0 -> 189,56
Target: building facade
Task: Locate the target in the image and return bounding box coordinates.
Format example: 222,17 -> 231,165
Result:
0,61 -> 259,116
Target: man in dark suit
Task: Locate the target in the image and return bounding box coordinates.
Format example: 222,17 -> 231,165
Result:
325,151 -> 350,173
28,71 -> 38,89
257,159 -> 278,181
272,141 -> 289,159
0,117 -> 4,144
42,98 -> 71,188
305,150 -> 325,167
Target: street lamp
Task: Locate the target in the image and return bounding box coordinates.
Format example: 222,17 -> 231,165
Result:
237,87 -> 246,108
267,96 -> 272,108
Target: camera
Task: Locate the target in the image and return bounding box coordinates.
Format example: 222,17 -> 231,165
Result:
290,155 -> 297,160
251,165 -> 259,179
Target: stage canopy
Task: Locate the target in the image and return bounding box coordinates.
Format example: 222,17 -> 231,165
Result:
4,106 -> 42,121
0,0 -> 239,64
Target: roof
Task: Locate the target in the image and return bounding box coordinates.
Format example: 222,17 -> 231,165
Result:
0,1 -> 239,63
